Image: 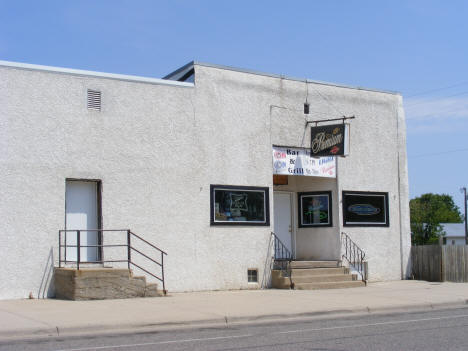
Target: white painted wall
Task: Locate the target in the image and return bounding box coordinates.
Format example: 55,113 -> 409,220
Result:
0,61 -> 410,299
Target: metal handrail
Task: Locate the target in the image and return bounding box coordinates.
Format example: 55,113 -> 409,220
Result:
271,232 -> 294,289
341,231 -> 367,284
58,229 -> 168,294
129,231 -> 167,255
271,231 -> 292,261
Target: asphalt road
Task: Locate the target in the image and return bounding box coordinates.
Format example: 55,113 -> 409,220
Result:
1,307 -> 468,351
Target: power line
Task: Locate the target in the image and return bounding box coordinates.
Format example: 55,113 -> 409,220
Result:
406,105 -> 468,119
409,147 -> 468,159
405,90 -> 468,107
406,81 -> 468,98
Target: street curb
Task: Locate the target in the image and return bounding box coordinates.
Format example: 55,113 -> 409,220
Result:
1,299 -> 467,342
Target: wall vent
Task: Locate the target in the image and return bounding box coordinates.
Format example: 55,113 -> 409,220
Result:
87,89 -> 101,111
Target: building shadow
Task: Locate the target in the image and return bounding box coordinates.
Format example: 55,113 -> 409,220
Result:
261,233 -> 274,288
38,247 -> 55,298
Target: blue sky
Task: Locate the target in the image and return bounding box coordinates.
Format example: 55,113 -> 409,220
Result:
1,1 -> 467,211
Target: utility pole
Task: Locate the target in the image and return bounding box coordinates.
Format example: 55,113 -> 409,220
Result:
461,187 -> 468,245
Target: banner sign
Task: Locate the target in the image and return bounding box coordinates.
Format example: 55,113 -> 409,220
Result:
272,146 -> 336,178
310,123 -> 349,157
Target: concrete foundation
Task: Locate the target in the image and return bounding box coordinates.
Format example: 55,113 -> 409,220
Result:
54,268 -> 162,300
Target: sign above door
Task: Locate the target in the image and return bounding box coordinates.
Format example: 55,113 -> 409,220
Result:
272,146 -> 336,178
310,123 -> 350,157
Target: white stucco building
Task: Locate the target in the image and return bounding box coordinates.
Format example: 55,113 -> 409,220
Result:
0,60 -> 411,299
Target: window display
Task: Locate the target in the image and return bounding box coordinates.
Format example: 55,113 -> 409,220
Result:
298,191 -> 332,227
210,185 -> 269,225
342,191 -> 389,226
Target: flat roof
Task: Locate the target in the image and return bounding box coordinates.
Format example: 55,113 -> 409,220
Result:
164,61 -> 400,96
0,59 -> 400,95
441,223 -> 465,238
0,60 -> 194,88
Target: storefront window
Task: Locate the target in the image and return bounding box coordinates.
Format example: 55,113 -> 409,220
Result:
210,185 -> 270,225
298,191 -> 332,227
342,191 -> 389,227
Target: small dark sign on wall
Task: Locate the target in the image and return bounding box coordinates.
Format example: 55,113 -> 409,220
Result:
310,123 -> 349,157
342,191 -> 389,227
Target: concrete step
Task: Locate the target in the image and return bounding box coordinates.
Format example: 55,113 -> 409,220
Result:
290,261 -> 340,269
292,274 -> 357,284
291,267 -> 349,277
55,268 -> 164,300
271,270 -> 293,289
132,275 -> 147,284
294,280 -> 365,290
145,283 -> 162,297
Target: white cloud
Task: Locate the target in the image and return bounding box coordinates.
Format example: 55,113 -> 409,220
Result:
404,95 -> 468,120
407,119 -> 468,134
404,95 -> 468,134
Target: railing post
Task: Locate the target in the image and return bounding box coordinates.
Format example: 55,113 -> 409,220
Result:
273,236 -> 276,259
64,231 -> 67,263
348,237 -> 350,258
97,229 -> 102,263
275,237 -> 278,259
161,252 -> 166,294
343,235 -> 348,256
127,230 -> 131,271
276,237 -> 278,259
362,253 -> 365,277
77,230 -> 80,270
58,231 -> 62,268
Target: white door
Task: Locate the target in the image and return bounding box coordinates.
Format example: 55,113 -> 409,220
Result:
274,192 -> 293,256
65,180 -> 99,262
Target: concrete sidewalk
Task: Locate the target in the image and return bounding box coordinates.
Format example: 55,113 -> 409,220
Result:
0,280 -> 467,341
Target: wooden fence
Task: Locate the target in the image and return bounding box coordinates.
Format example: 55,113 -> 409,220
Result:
411,245 -> 468,282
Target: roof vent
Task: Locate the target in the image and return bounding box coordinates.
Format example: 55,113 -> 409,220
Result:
87,89 -> 101,111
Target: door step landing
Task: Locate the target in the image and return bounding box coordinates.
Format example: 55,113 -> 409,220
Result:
272,260 -> 366,290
